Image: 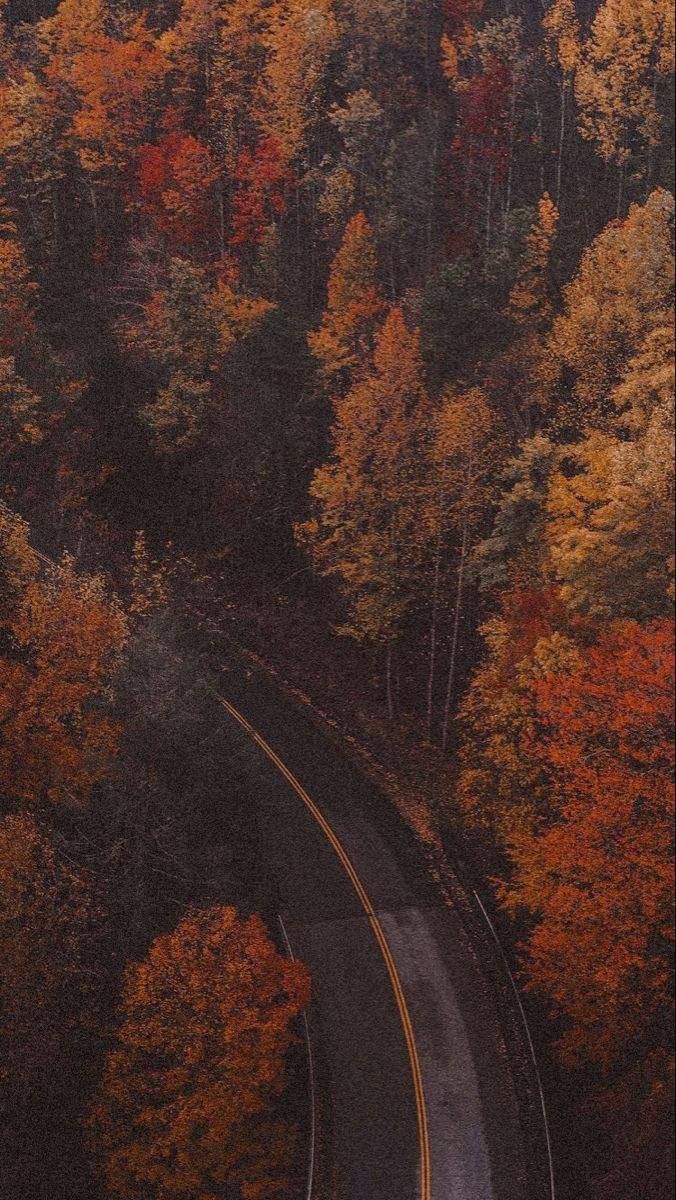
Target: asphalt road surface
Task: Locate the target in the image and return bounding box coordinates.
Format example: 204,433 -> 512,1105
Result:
179,615 -> 529,1200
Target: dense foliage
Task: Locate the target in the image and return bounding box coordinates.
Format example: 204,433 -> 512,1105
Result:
0,0 -> 674,1197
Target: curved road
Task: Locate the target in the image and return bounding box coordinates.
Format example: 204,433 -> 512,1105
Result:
179,615 -> 529,1200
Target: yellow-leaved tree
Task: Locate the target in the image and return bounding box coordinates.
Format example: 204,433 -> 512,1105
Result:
307,209 -> 387,392
299,306 -> 431,719
548,188 -> 674,432
428,387 -> 504,748
574,0 -> 675,209
542,0 -> 581,205
261,0 -> 339,164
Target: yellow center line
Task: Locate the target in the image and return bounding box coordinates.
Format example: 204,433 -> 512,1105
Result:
217,693 -> 432,1200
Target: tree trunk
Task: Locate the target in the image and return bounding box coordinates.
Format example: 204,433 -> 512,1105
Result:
647,69 -> 659,187
385,639 -> 394,724
555,77 -> 568,208
485,164 -> 494,255
505,81 -> 517,217
441,516 -> 468,752
426,523 -> 442,739
89,184 -> 100,237
616,159 -> 625,218
534,97 -> 545,195
218,190 -> 225,257
425,114 -> 440,276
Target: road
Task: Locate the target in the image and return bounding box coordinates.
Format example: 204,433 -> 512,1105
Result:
177,615 -> 529,1200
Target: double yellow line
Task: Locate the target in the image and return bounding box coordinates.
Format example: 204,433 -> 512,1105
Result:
217,693 -> 432,1200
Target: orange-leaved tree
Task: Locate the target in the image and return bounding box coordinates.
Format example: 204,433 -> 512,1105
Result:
453,584 -> 579,838
260,0 -> 339,163
0,505 -> 127,808
307,210 -> 387,391
39,0 -> 168,194
88,905 -> 311,1200
426,386 -> 504,746
574,0 -> 674,206
502,618 -> 674,1068
299,307 -> 432,719
548,188 -> 674,432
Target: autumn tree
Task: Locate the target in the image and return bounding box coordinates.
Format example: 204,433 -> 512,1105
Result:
229,135 -> 293,252
38,0 -> 168,219
545,400 -> 674,622
135,130 -> 219,251
308,210 -> 386,391
316,0 -> 444,285
159,0 -> 228,108
548,188 -> 674,432
208,0 -> 270,159
453,585 -> 577,838
261,0 -> 338,165
456,616 -> 676,1196
473,433 -> 560,593
425,387 -> 503,745
507,193 -> 559,331
490,192 -> 560,437
121,256 -> 273,454
0,67 -> 64,245
300,307 -> 431,718
322,89 -> 385,223
575,0 -> 674,209
340,0 -> 414,101
501,619 -> 674,1073
475,194 -> 566,444
445,15 -> 529,252
89,905 -> 310,1200
0,506 -> 127,808
542,0 -> 581,206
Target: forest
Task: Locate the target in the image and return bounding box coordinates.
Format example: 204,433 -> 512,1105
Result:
0,0 -> 674,1197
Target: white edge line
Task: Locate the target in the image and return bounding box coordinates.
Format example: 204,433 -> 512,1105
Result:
472,889 -> 556,1200
278,914 -> 317,1200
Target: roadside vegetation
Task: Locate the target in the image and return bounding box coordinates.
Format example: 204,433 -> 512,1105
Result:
0,0 -> 673,1196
